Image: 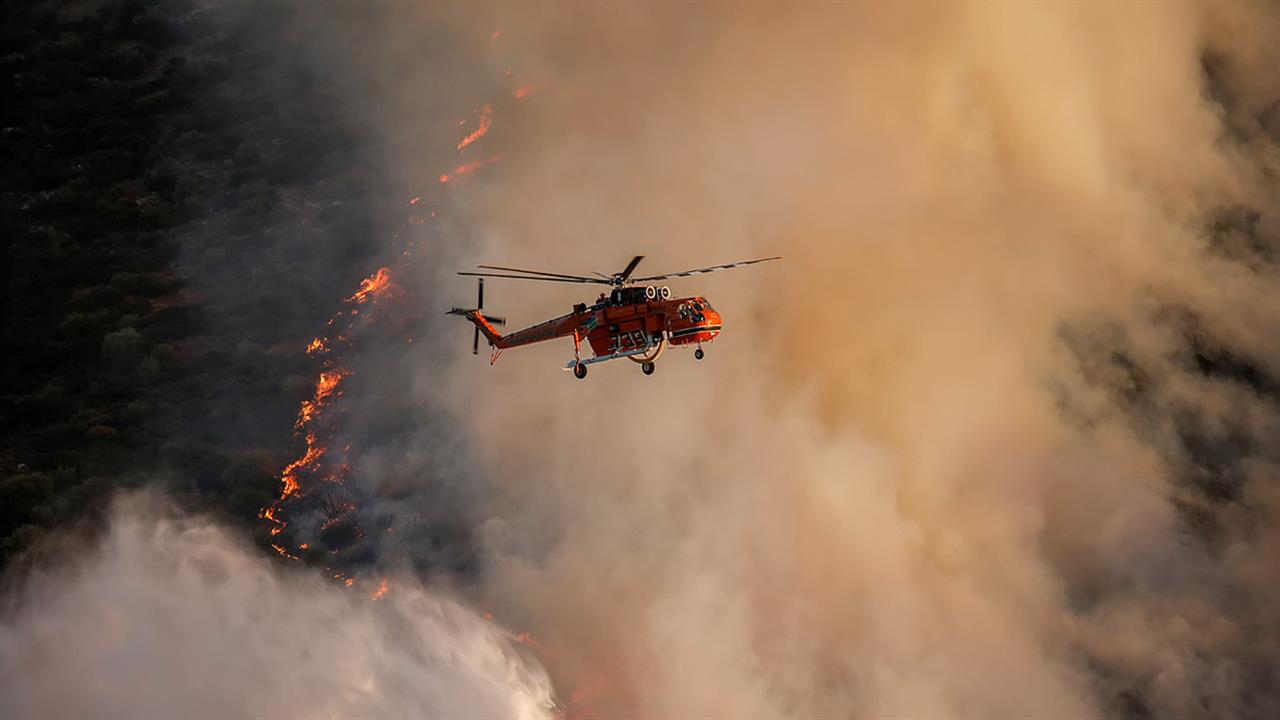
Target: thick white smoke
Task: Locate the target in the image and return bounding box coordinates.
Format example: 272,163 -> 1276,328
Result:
378,3 -> 1280,718
0,495 -> 554,719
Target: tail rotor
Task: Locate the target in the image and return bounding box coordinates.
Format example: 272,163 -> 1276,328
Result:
470,278 -> 505,354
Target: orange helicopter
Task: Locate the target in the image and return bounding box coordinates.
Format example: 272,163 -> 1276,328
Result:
448,255 -> 780,378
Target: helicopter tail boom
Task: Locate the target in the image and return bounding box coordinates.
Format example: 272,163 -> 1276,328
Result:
447,308 -> 507,350
448,278 -> 507,354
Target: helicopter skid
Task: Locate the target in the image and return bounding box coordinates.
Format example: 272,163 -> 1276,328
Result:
563,344 -> 658,370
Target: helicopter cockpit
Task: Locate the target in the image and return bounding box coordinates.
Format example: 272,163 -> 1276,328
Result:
678,298 -> 714,322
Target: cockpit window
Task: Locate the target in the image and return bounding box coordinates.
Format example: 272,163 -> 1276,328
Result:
697,299 -> 714,312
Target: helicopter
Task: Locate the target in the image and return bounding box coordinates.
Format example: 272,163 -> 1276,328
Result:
448,254 -> 780,379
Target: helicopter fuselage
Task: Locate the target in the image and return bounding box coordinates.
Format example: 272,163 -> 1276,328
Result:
450,253 -> 776,376
465,288 -> 721,361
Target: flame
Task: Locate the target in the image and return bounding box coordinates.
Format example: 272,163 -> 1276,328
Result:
259,61 -> 545,609
297,370 -> 348,428
280,440 -> 325,499
439,154 -> 504,184
457,104 -> 492,151
262,506 -> 285,536
346,267 -> 393,304
270,544 -> 300,561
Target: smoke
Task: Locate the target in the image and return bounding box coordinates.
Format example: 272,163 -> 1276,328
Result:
368,2 -> 1279,717
0,494 -> 554,719
9,2 -> 1280,717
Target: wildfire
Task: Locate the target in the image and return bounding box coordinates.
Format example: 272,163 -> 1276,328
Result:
346,267 -> 393,304
297,370 -> 348,428
457,104 -> 493,151
439,154 -> 504,183
261,506 -> 285,536
260,51 -> 544,618
270,544 -> 300,561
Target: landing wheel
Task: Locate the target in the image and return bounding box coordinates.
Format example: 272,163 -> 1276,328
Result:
573,363 -> 588,379
641,361 -> 656,376
694,347 -> 704,361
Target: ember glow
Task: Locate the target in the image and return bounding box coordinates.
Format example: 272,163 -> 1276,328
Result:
259,266 -> 395,554
439,154 -> 504,184
346,267 -> 393,304
240,44 -> 564,711
457,104 -> 493,152
259,72 -> 521,570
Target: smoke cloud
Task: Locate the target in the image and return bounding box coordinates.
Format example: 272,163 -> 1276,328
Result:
381,3 -> 1280,717
0,494 -> 554,719
7,3 -> 1280,718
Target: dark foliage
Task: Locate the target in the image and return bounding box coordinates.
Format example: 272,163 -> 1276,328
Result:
0,0 -> 385,568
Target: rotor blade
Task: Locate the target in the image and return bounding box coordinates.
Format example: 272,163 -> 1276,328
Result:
476,265 -> 601,282
458,272 -> 608,284
617,255 -> 645,282
477,277 -> 484,309
631,256 -> 782,282
484,315 -> 507,325
473,326 -> 479,355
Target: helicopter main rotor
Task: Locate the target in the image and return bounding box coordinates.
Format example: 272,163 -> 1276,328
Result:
457,254 -> 780,288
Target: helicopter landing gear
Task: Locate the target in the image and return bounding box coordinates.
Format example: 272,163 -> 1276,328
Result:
694,347 -> 704,360
573,362 -> 588,379
641,361 -> 656,376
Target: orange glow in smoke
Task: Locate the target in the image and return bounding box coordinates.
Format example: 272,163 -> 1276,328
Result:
439,154 -> 504,183
457,104 -> 492,151
260,64 -> 545,607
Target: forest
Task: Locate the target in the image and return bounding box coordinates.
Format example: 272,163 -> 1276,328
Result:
1,0 -> 388,568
